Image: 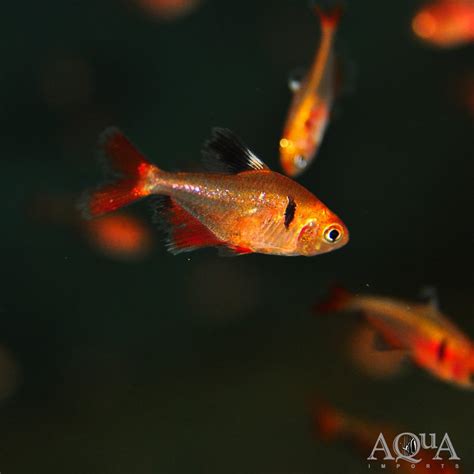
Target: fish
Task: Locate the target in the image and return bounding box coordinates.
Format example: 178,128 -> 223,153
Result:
31,193 -> 153,261
412,0 -> 474,48
314,287 -> 474,389
279,5 -> 342,177
84,213 -> 153,261
79,127 -> 349,257
312,401 -> 461,474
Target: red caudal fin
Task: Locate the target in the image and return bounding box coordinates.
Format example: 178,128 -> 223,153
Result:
313,285 -> 353,313
152,196 -> 226,255
79,127 -> 157,218
313,4 -> 343,29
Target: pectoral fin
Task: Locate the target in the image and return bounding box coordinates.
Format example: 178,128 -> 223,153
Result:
373,333 -> 399,352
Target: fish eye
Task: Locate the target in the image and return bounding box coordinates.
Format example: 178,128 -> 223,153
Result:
324,225 -> 342,243
294,155 -> 307,169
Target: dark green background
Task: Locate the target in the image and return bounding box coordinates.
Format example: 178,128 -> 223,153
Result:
1,0 -> 473,473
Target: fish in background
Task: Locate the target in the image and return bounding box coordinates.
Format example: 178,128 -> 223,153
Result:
279,5 -> 342,177
84,213 -> 153,260
314,287 -> 474,389
79,127 -> 349,257
412,0 -> 474,48
312,401 -> 461,474
32,195 -> 153,261
134,0 -> 201,21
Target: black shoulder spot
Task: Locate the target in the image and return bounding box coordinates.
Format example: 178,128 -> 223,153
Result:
437,339 -> 447,362
284,196 -> 296,229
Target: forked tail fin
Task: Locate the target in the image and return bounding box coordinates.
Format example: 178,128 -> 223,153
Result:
79,127 -> 158,218
313,4 -> 343,30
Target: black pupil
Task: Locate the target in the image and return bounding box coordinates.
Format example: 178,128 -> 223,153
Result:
328,229 -> 339,242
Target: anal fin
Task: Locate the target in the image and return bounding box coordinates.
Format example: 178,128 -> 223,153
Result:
218,245 -> 253,257
152,197 -> 224,254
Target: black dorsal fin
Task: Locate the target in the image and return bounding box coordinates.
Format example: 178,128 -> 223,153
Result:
201,128 -> 270,174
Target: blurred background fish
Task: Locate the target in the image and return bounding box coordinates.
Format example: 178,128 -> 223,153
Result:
31,194 -> 154,261
279,6 -> 342,177
314,287 -> 474,389
133,0 -> 202,21
412,0 -> 474,48
312,400 -> 461,474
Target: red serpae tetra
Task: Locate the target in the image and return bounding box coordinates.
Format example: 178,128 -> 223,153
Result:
80,127 -> 349,256
314,287 -> 474,390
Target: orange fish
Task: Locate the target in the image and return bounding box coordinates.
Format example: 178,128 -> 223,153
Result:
314,287 -> 474,389
30,194 -> 153,261
279,6 -> 342,177
412,0 -> 474,48
80,127 -> 349,256
84,214 -> 153,261
312,401 -> 461,474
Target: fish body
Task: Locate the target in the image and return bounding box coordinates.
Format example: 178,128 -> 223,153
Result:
81,127 -> 349,257
315,288 -> 474,389
279,6 -> 342,177
412,0 -> 474,48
